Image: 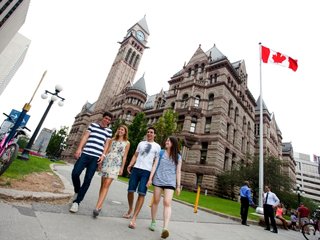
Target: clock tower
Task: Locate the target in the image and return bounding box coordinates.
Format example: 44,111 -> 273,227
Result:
92,16 -> 150,121
62,17 -> 149,161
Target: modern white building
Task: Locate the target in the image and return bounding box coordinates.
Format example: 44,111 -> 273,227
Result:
0,0 -> 31,54
294,152 -> 320,202
31,128 -> 53,156
0,32 -> 30,95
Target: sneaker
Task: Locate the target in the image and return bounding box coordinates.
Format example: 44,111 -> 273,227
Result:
161,229 -> 169,239
69,202 -> 79,213
149,221 -> 156,231
93,209 -> 101,218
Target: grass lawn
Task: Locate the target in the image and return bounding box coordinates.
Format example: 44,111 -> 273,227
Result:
0,155 -> 64,180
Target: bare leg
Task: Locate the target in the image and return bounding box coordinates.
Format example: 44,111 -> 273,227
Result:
131,195 -> 145,223
124,192 -> 134,217
151,187 -> 162,221
98,177 -> 104,196
162,189 -> 174,230
95,177 -> 113,210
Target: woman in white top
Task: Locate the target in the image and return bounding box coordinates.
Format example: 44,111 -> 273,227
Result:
147,136 -> 182,239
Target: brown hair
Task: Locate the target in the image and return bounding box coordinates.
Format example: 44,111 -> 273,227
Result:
167,136 -> 180,165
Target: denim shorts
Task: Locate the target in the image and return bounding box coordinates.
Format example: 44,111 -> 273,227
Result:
128,167 -> 150,196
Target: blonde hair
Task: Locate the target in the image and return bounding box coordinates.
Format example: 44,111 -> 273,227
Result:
113,125 -> 128,141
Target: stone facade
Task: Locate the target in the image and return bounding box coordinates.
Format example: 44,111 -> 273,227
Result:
61,18 -> 296,192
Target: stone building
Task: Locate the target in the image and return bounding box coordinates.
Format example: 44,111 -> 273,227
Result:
62,17 -> 295,192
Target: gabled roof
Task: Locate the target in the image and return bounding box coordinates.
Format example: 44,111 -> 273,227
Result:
185,45 -> 208,67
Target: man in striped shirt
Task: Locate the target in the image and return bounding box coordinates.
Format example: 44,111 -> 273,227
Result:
70,111 -> 113,213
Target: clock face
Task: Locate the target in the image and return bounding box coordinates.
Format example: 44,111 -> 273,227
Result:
136,30 -> 145,41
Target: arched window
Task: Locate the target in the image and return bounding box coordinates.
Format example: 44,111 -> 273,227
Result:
209,75 -> 213,84
171,102 -> 175,109
190,116 -> 197,133
194,64 -> 199,75
129,51 -> 136,65
208,94 -> 214,110
182,94 -> 188,108
125,48 -> 132,62
228,100 -> 233,117
133,54 -> 140,68
126,111 -> 131,120
226,123 -> 230,141
205,117 -> 211,133
188,68 -> 192,77
194,95 -> 200,107
201,63 -> 205,73
242,116 -> 246,131
234,107 -> 239,123
214,73 -> 218,83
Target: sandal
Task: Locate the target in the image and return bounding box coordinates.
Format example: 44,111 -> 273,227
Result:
128,221 -> 136,229
93,208 -> 101,218
161,229 -> 169,239
122,212 -> 131,219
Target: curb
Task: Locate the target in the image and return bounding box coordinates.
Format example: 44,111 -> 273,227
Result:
0,163 -> 73,201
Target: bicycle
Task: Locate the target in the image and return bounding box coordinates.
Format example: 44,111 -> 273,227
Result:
0,113 -> 30,176
302,211 -> 320,240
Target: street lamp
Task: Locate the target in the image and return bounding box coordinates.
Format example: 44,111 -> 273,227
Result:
19,85 -> 65,160
295,183 -> 304,207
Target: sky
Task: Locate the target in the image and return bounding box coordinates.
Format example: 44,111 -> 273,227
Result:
0,0 -> 319,157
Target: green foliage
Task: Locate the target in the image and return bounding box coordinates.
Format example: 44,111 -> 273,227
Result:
111,118 -> 126,134
153,109 -> 178,147
0,155 -> 64,179
216,155 -> 295,208
46,126 -> 69,159
17,136 -> 29,149
123,112 -> 148,176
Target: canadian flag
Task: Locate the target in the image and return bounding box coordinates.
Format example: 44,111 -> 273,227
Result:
261,45 -> 298,72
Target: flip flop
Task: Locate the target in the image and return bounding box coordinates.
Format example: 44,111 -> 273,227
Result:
128,221 -> 136,229
122,212 -> 131,219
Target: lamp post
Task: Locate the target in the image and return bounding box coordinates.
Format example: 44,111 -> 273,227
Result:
19,85 -> 65,160
296,183 -> 304,207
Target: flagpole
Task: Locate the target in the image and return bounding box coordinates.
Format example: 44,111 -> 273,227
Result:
258,43 -> 264,209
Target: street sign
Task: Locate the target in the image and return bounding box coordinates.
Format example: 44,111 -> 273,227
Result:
8,109 -> 30,126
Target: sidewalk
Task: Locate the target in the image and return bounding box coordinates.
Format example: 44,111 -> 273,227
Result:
0,163 -> 303,240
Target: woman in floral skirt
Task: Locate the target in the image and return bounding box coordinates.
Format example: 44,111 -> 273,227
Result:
92,125 -> 130,217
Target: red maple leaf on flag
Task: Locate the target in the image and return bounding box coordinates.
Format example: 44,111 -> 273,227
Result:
272,52 -> 287,63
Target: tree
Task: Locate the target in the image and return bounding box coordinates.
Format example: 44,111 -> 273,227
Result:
17,135 -> 29,149
46,126 -> 69,159
111,118 -> 126,134
216,155 -> 295,208
153,109 -> 178,147
122,112 -> 148,176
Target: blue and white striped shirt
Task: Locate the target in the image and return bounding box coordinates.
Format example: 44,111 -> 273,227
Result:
82,122 -> 112,157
